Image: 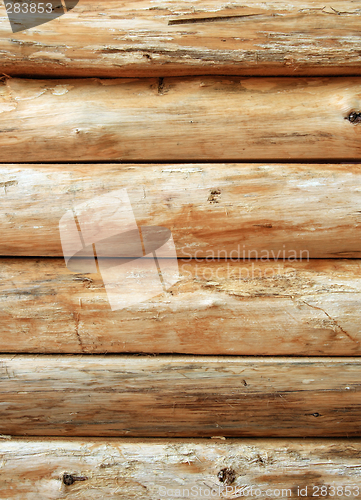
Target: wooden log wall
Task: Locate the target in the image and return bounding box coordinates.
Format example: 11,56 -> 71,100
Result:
1,1 -> 361,78
0,77 -> 361,161
2,438 -> 361,499
0,259 -> 360,355
1,1 -> 361,497
1,162 -> 361,257
0,355 -> 360,437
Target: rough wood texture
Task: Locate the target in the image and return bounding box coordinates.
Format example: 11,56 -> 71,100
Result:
1,1 -> 361,77
1,77 -> 361,161
0,356 -> 361,437
1,259 -> 361,355
2,163 -> 361,258
1,438 -> 361,499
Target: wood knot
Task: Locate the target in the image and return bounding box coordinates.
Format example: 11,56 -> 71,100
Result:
346,111 -> 361,123
217,467 -> 236,485
63,473 -> 88,486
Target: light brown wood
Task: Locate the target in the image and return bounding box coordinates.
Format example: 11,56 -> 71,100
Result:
0,355 -> 360,437
1,437 -> 361,499
1,77 -> 361,161
2,0 -> 360,473
2,163 -> 361,258
1,259 -> 361,355
1,1 -> 361,77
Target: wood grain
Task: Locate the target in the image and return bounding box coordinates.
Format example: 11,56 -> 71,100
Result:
1,259 -> 361,355
2,163 -> 361,258
1,77 -> 361,161
1,1 -> 361,77
0,355 -> 361,437
1,437 -> 361,499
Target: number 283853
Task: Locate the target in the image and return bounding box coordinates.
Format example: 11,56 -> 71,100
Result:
5,3 -> 54,14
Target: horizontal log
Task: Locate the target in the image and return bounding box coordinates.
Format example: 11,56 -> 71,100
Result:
1,1 -> 361,77
1,77 -> 361,161
1,259 -> 361,355
0,355 -> 361,436
1,438 -> 361,499
2,163 -> 361,258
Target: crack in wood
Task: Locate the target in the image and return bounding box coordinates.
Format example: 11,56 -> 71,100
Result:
158,77 -> 165,94
321,6 -> 361,15
73,312 -> 84,352
168,13 -> 265,25
301,300 -> 359,345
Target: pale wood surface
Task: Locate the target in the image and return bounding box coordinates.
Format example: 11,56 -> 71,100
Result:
1,438 -> 361,499
1,77 -> 361,161
2,163 -> 361,258
1,1 -> 361,77
0,356 -> 361,437
1,259 -> 361,355
1,0 -> 360,472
